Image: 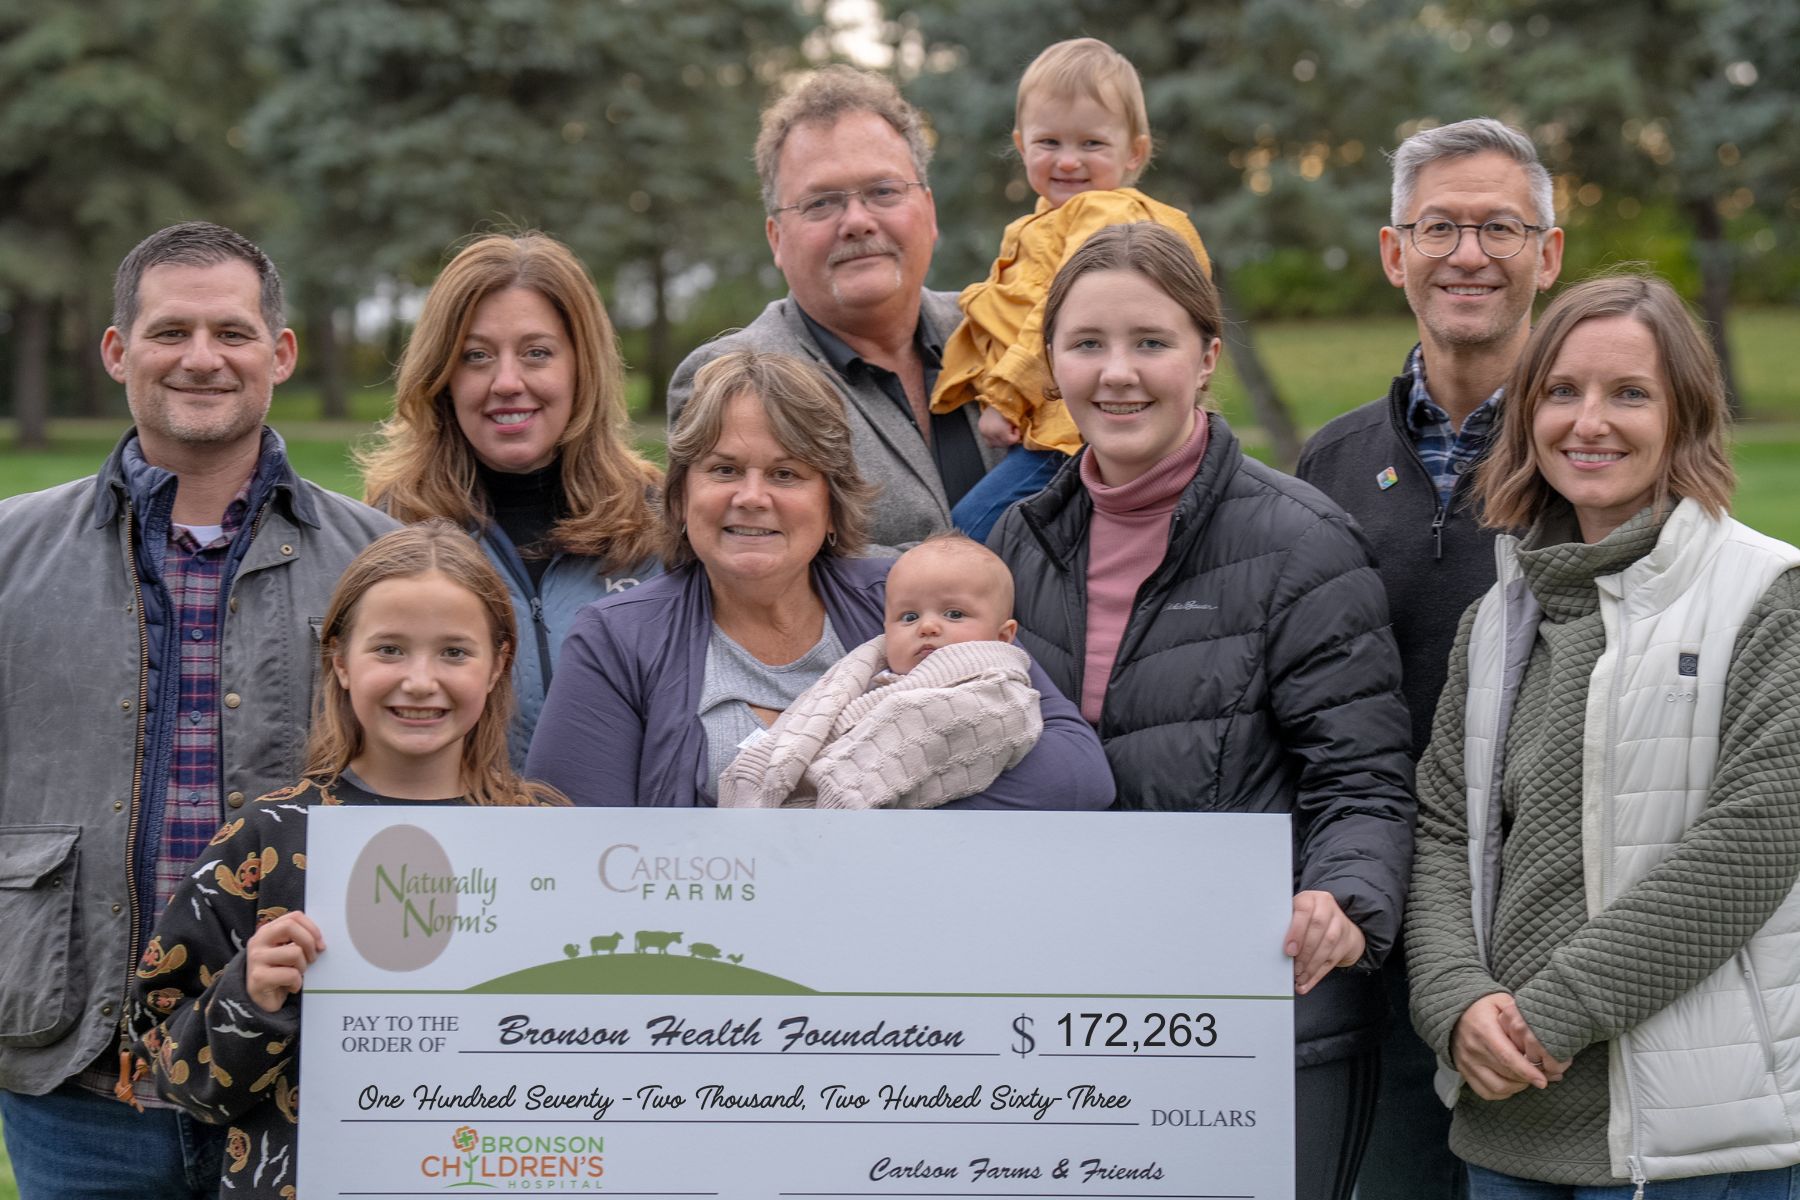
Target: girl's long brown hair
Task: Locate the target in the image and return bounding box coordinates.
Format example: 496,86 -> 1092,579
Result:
305,521 -> 566,807
360,232 -> 663,570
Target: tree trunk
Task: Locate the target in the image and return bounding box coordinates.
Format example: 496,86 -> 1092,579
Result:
72,295 -> 107,417
12,298 -> 52,450
1213,266 -> 1302,469
645,247 -> 672,418
1688,199 -> 1740,418
308,296 -> 348,420
386,296 -> 409,383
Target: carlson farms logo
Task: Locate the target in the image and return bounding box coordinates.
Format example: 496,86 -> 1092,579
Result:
421,1125 -> 606,1190
598,843 -> 756,902
346,825 -> 500,971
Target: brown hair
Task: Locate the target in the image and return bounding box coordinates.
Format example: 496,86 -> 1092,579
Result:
1016,38 -> 1151,183
754,65 -> 932,213
1477,272 -> 1735,530
360,232 -> 663,571
662,351 -> 876,569
1041,221 -> 1224,408
113,221 -> 285,337
304,521 -> 565,807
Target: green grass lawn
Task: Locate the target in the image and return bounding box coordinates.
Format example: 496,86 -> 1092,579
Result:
6,309 -> 1794,535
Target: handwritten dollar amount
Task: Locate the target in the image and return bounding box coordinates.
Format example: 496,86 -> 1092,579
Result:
1050,1012 -> 1218,1051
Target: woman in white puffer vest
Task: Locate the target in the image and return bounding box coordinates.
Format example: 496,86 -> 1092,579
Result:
1405,272 -> 1800,1200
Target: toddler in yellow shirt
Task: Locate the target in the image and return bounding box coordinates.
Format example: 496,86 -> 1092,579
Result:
934,37 -> 1212,541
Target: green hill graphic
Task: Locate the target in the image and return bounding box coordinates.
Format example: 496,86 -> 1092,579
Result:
467,955 -> 813,995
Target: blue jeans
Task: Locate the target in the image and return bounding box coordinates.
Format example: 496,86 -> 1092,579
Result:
0,1083 -> 224,1199
952,444 -> 1067,544
1467,1163 -> 1800,1199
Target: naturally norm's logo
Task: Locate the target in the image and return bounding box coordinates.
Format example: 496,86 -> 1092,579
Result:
346,824 -> 459,971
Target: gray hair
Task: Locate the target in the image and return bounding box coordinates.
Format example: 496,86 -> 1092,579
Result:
754,65 -> 932,213
112,221 -> 286,337
1388,118 -> 1554,227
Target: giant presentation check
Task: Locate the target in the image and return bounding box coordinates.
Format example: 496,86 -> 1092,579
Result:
298,809 -> 1295,1197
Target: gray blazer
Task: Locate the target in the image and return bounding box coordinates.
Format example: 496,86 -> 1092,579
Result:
667,292 -> 1000,549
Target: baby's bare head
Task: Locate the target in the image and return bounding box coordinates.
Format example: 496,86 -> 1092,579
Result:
883,534 -> 1019,674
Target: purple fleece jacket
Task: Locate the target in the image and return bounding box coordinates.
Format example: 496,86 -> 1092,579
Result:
525,555 -> 1114,810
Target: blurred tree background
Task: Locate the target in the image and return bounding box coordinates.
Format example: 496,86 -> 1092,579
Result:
2,0 -> 1796,452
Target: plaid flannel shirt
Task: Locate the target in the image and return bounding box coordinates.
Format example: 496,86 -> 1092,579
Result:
1405,344 -> 1501,507
153,483 -> 254,915
79,476 -> 254,1107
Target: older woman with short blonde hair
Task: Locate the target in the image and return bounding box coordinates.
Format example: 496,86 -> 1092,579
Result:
527,349 -> 1112,810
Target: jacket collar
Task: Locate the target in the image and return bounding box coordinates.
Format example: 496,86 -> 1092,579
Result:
1013,411 -> 1243,569
1383,357 -> 1413,430
1603,498 -> 1721,614
92,425 -> 319,531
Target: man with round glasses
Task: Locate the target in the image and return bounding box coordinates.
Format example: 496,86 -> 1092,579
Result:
1297,117 -> 1564,1200
669,66 -> 996,548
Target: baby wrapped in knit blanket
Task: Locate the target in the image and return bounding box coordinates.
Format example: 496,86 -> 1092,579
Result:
719,535 -> 1041,809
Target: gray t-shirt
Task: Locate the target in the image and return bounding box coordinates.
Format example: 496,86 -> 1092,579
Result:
698,618 -> 845,796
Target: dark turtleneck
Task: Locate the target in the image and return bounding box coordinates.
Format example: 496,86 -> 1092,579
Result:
477,459 -> 565,587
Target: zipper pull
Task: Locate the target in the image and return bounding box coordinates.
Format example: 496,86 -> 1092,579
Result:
114,1045 -> 145,1111
529,596 -> 545,626
1628,1156 -> 1646,1200
1432,506 -> 1446,562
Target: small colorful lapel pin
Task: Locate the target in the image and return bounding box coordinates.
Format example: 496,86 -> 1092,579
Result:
1376,466 -> 1399,490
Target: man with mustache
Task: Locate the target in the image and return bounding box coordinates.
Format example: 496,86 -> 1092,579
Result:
0,222 -> 394,1198
670,66 -> 997,548
1295,119 -> 1564,1198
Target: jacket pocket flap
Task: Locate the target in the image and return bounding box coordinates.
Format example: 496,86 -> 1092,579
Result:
0,826 -> 81,888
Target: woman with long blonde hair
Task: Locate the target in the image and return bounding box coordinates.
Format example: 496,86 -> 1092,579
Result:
362,232 -> 663,764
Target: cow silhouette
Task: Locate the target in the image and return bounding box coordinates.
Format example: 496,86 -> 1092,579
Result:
634,930 -> 683,954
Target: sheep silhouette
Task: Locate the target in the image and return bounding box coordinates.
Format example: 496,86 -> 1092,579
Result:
634,930 -> 683,954
589,932 -> 623,955
562,943 -> 580,960
688,942 -> 722,961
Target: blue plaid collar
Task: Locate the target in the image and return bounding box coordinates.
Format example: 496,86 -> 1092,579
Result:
1404,344 -> 1503,436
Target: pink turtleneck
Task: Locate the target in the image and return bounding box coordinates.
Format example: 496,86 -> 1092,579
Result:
1077,413 -> 1210,725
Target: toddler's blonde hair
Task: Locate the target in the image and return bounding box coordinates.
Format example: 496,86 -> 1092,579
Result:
1015,38 -> 1152,183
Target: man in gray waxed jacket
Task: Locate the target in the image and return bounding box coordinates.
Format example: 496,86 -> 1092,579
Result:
0,222 -> 395,1198
668,65 -> 1000,548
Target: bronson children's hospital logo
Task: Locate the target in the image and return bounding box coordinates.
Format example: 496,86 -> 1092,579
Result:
346,825 -> 501,971
420,1125 -> 606,1190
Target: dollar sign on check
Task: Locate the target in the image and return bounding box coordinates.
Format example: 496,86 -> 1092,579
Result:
1011,1013 -> 1035,1057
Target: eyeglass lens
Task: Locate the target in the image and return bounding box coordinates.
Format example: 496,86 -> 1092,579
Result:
1412,220 -> 1529,258
794,181 -> 913,221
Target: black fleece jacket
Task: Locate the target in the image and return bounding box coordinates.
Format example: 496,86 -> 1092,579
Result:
1296,370 -> 1503,757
